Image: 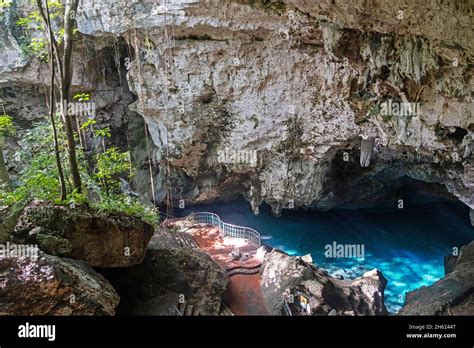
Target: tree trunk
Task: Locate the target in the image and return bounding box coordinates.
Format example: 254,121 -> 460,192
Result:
0,143 -> 11,191
36,0 -> 68,200
60,91 -> 81,192
45,0 -> 67,200
60,0 -> 82,193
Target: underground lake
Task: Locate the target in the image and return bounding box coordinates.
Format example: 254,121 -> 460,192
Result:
179,194 -> 474,313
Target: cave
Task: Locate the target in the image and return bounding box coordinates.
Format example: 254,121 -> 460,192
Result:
177,174 -> 472,313
0,0 -> 473,344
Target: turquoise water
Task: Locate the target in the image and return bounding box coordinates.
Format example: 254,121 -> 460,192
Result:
179,197 -> 474,313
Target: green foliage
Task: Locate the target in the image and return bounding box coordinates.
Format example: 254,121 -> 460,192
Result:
0,0 -> 12,21
0,0 -> 12,9
0,120 -> 158,227
16,1 -> 63,29
0,115 -> 15,139
16,1 -> 67,61
15,17 -> 30,26
80,118 -> 96,130
29,37 -> 48,61
56,189 -> 88,206
95,147 -> 131,192
95,195 -> 159,227
80,112 -> 111,139
94,127 -> 111,138
73,92 -> 90,102
1,120 -> 65,205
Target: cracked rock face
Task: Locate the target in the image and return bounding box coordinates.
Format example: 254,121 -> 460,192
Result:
1,0 -> 473,217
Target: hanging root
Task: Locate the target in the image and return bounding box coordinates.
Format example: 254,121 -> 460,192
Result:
360,137 -> 375,167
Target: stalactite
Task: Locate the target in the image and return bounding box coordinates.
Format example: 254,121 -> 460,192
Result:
360,137 -> 375,167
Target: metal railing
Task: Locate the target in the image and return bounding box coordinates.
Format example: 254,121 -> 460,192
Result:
159,211 -> 261,247
190,212 -> 261,247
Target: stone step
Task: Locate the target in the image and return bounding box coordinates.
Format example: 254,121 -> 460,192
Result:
226,264 -> 261,276
172,232 -> 199,249
181,233 -> 198,248
227,267 -> 261,276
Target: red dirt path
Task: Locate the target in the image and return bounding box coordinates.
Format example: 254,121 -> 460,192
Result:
222,274 -> 270,315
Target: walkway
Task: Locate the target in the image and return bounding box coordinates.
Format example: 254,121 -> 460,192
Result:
186,224 -> 261,271
222,273 -> 269,315
163,216 -> 270,315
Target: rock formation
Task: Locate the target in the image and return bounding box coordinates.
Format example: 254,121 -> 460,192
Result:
0,0 -> 471,218
0,203 -> 21,243
360,137 -> 375,167
101,227 -> 229,315
11,200 -> 154,267
399,241 -> 474,315
260,247 -> 388,315
0,252 -> 119,315
0,0 -> 472,317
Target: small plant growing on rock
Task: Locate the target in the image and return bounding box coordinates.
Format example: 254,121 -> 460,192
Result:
95,147 -> 131,196
0,114 -> 15,191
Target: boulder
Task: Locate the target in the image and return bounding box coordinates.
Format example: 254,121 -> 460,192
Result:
12,200 -> 154,267
399,241 -> 474,315
104,227 -> 229,315
132,248 -> 228,315
0,204 -> 22,243
131,233 -> 229,315
260,248 -> 388,315
0,253 -> 119,315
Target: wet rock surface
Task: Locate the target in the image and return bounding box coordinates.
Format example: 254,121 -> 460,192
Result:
399,241 -> 474,315
260,248 -> 388,315
0,253 -> 119,315
12,200 -> 154,267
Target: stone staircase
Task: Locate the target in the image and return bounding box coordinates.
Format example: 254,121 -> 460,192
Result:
171,232 -> 199,249
226,264 -> 261,277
